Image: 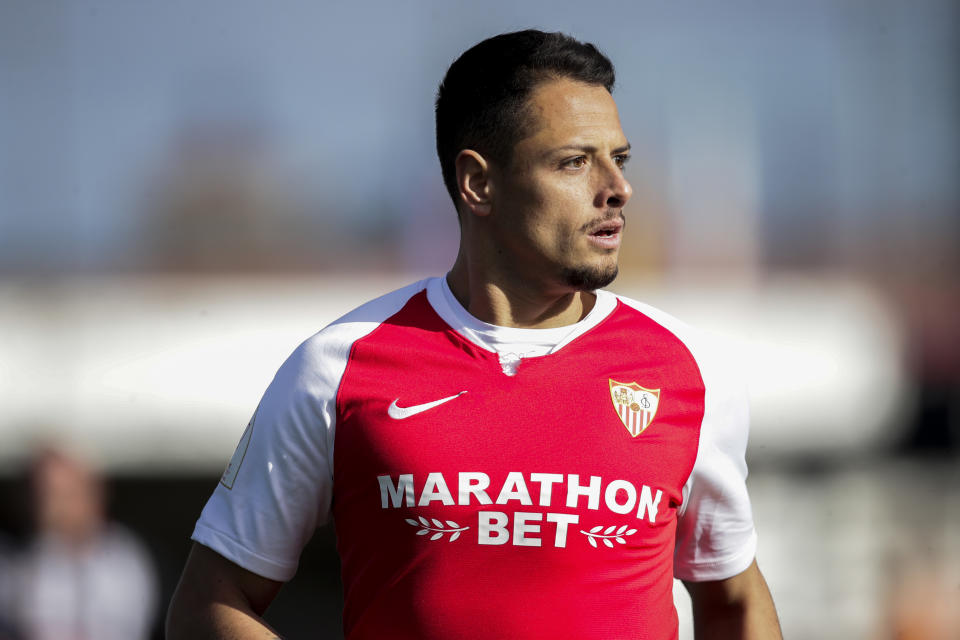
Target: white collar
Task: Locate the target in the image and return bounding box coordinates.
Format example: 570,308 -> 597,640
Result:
426,276 -> 618,360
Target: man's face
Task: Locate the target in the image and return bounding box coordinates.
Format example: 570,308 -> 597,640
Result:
488,77 -> 632,293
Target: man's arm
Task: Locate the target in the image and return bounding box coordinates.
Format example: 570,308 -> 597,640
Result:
166,543 -> 285,640
683,559 -> 782,640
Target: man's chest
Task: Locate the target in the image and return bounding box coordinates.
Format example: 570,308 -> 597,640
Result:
332,316 -> 706,552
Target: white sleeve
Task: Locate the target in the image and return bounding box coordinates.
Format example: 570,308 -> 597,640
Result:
614,295 -> 758,581
191,334 -> 341,582
191,279 -> 430,582
673,338 -> 757,582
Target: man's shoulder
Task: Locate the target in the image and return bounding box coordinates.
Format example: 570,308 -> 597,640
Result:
607,291 -> 701,348
288,278 -> 435,365
325,277 -> 434,330
256,278 -> 437,404
606,291 -> 740,377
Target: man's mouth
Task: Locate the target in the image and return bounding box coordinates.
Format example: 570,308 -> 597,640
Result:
584,211 -> 627,236
586,216 -> 624,249
586,215 -> 625,237
591,225 -> 619,237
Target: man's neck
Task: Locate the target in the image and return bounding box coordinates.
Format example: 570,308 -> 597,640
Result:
445,262 -> 596,329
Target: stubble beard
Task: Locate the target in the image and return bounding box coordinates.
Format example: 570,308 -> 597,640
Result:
561,210 -> 623,291
561,261 -> 619,291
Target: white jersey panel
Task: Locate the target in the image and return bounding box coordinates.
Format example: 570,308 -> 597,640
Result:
192,279 -> 430,581
616,296 -> 758,582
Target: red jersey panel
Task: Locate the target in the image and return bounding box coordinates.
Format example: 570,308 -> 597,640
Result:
333,291 -> 705,639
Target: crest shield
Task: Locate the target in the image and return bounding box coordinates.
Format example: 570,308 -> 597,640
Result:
609,379 -> 660,437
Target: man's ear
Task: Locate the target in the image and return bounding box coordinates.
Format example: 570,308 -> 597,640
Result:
454,149 -> 493,217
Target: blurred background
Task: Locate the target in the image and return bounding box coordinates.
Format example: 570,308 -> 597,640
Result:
0,1 -> 957,638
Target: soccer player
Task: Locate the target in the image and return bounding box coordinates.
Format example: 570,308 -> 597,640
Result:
166,30 -> 782,639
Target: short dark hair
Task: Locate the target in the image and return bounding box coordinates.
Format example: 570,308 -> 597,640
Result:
435,30 -> 616,208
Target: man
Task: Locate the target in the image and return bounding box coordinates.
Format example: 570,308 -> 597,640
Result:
16,447 -> 158,640
167,30 -> 781,639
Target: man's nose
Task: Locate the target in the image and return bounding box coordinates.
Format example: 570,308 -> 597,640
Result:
595,162 -> 633,209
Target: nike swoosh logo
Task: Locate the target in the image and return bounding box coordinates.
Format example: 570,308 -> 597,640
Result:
387,391 -> 468,420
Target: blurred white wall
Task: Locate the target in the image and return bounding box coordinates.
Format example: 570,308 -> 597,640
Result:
0,275 -> 909,472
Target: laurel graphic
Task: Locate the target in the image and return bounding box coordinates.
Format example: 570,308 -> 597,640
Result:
580,524 -> 638,548
405,516 -> 469,541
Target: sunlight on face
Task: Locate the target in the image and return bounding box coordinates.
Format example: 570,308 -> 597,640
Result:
489,78 -> 633,293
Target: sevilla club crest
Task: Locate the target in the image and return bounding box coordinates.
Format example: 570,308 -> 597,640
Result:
609,380 -> 660,437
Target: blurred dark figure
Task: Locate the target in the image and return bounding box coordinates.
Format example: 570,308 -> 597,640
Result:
0,534 -> 22,640
5,447 -> 158,640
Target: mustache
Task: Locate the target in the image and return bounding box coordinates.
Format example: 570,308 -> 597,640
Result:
581,210 -> 625,234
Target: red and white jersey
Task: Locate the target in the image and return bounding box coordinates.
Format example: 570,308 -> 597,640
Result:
193,277 -> 757,639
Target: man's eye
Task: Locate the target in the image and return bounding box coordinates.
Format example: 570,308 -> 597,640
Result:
614,154 -> 631,169
562,156 -> 587,169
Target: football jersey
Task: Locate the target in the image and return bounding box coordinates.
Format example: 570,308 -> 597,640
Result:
193,277 -> 757,639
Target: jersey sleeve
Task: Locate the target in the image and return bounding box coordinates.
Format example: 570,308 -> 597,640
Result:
613,295 -> 759,581
673,336 -> 757,582
191,334 -> 342,581
191,279 -> 430,582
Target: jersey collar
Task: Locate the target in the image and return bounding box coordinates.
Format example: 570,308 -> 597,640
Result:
426,276 -> 618,356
